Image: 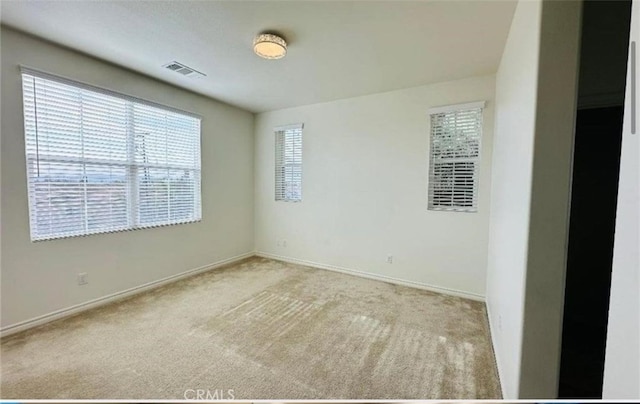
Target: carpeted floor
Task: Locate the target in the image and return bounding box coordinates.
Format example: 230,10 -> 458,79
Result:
1,257 -> 501,399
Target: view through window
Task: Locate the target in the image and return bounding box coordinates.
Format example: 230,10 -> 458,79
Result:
21,70 -> 202,241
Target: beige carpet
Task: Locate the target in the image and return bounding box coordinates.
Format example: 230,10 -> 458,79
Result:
1,257 -> 501,399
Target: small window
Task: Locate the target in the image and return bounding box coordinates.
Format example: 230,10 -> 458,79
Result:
275,124 -> 303,202
428,102 -> 484,212
21,69 -> 202,241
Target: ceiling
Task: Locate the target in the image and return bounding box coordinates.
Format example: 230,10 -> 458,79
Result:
1,1 -> 517,113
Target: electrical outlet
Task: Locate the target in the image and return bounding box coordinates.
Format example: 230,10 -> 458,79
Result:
387,255 -> 393,264
282,240 -> 287,247
498,315 -> 502,331
77,272 -> 88,286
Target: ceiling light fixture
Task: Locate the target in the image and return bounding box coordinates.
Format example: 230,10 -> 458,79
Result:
253,33 -> 287,60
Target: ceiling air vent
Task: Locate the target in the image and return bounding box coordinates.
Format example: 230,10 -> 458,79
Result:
163,61 -> 206,78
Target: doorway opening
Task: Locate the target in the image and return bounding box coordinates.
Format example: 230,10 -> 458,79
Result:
559,0 -> 633,398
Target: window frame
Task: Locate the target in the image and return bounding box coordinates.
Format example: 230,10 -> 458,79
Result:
274,123 -> 304,202
21,67 -> 202,241
427,101 -> 485,213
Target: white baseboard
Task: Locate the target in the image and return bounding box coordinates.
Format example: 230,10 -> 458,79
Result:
3,251 -> 486,338
485,301 -> 508,399
255,251 -> 485,302
0,252 -> 254,338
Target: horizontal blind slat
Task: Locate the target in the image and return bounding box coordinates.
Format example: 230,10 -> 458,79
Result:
275,127 -> 303,202
428,106 -> 482,213
22,72 -> 202,241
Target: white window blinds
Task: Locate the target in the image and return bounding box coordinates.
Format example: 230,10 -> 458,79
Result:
21,69 -> 202,241
275,124 -> 303,202
428,102 -> 484,212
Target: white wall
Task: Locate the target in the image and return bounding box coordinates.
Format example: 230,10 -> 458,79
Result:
0,27 -> 255,329
603,0 -> 640,397
254,76 -> 495,299
485,0 -> 541,398
487,0 -> 582,398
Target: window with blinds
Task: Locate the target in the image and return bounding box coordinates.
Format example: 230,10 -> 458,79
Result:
275,124 -> 303,202
21,69 -> 202,241
428,102 -> 484,212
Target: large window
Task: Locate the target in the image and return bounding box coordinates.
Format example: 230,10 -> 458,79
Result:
428,102 -> 484,212
275,124 -> 303,202
21,69 -> 202,241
